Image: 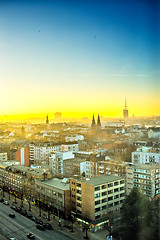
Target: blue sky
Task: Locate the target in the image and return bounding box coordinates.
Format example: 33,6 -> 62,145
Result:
0,0 -> 159,117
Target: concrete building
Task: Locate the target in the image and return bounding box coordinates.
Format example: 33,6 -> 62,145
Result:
29,141 -> 79,164
35,178 -> 71,218
0,152 -> 7,162
65,134 -> 84,142
126,163 -> 160,198
133,163 -> 160,198
49,151 -> 74,175
70,175 -> 125,230
132,150 -> 160,164
148,127 -> 160,139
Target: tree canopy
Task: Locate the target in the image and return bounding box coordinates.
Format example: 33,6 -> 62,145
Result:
113,187 -> 160,240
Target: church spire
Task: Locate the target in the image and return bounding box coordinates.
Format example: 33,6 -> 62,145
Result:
97,114 -> 101,126
46,114 -> 49,124
91,114 -> 96,126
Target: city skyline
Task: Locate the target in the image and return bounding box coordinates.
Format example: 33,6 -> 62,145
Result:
1,0 -> 159,119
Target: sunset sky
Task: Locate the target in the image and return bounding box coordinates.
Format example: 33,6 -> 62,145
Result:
0,0 -> 159,119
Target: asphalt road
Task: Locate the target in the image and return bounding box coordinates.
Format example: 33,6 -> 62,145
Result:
0,203 -> 72,240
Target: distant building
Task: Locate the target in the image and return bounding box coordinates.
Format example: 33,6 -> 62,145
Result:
65,134 -> 84,142
54,112 -> 61,120
123,97 -> 128,120
46,115 -> 49,124
91,114 -> 101,131
70,175 -> 125,231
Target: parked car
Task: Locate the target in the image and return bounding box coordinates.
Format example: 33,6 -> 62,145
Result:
27,213 -> 33,219
9,213 -> 15,218
27,233 -> 35,239
36,224 -> 45,231
43,223 -> 52,230
0,198 -> 4,203
15,207 -> 22,213
10,205 -> 17,211
31,216 -> 38,222
3,201 -> 9,205
35,219 -> 43,225
21,209 -> 27,216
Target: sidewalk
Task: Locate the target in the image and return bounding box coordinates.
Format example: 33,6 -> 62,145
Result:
2,191 -> 114,240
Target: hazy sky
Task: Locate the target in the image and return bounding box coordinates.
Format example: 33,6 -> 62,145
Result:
0,0 -> 160,119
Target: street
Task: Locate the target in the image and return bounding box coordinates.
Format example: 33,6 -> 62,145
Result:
0,203 -> 72,240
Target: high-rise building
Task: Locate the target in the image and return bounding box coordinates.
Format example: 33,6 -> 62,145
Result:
123,97 -> 128,120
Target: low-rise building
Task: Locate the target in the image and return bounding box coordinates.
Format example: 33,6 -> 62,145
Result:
35,178 -> 71,218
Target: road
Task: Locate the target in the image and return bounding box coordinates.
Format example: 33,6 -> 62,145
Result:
0,203 -> 72,240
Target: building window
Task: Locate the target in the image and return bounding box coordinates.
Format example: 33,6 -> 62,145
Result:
120,187 -> 124,191
95,214 -> 101,219
114,188 -> 119,193
108,183 -> 113,188
114,181 -> 118,186
95,193 -> 100,198
95,186 -> 100,191
77,196 -> 81,201
102,205 -> 107,210
102,198 -> 107,203
120,180 -> 124,184
76,183 -> 81,188
95,207 -> 101,212
114,194 -> 119,199
108,190 -> 113,194
102,192 -> 107,196
102,185 -> 106,189
114,201 -> 119,206
95,200 -> 101,205
108,196 -> 113,201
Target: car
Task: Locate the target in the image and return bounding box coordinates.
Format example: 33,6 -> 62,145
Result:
3,201 -> 9,205
15,207 -> 22,213
9,238 -> 17,240
31,216 -> 38,222
43,223 -> 52,230
21,209 -> 27,216
0,198 -> 4,203
27,233 -> 35,239
9,213 -> 15,218
27,213 -> 32,219
35,219 -> 43,225
36,224 -> 45,231
10,205 -> 17,210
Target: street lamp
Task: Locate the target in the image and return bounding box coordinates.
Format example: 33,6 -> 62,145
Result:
83,222 -> 89,239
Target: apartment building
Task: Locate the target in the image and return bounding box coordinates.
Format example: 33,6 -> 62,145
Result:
35,178 -> 71,218
70,175 -> 125,230
132,150 -> 160,164
49,151 -> 74,175
133,163 -> 160,198
29,141 -> 78,164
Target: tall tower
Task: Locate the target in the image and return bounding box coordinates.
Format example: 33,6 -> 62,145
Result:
91,114 -> 96,128
97,114 -> 101,127
123,97 -> 128,120
46,114 -> 49,124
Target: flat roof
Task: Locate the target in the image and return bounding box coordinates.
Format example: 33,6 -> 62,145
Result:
72,175 -> 124,186
36,178 -> 70,190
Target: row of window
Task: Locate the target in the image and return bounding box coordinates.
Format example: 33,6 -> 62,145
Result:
94,180 -> 124,191
95,200 -> 123,212
95,187 -> 124,198
95,193 -> 125,205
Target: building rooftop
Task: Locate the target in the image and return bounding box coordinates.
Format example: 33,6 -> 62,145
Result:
36,178 -> 70,190
72,174 -> 124,186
